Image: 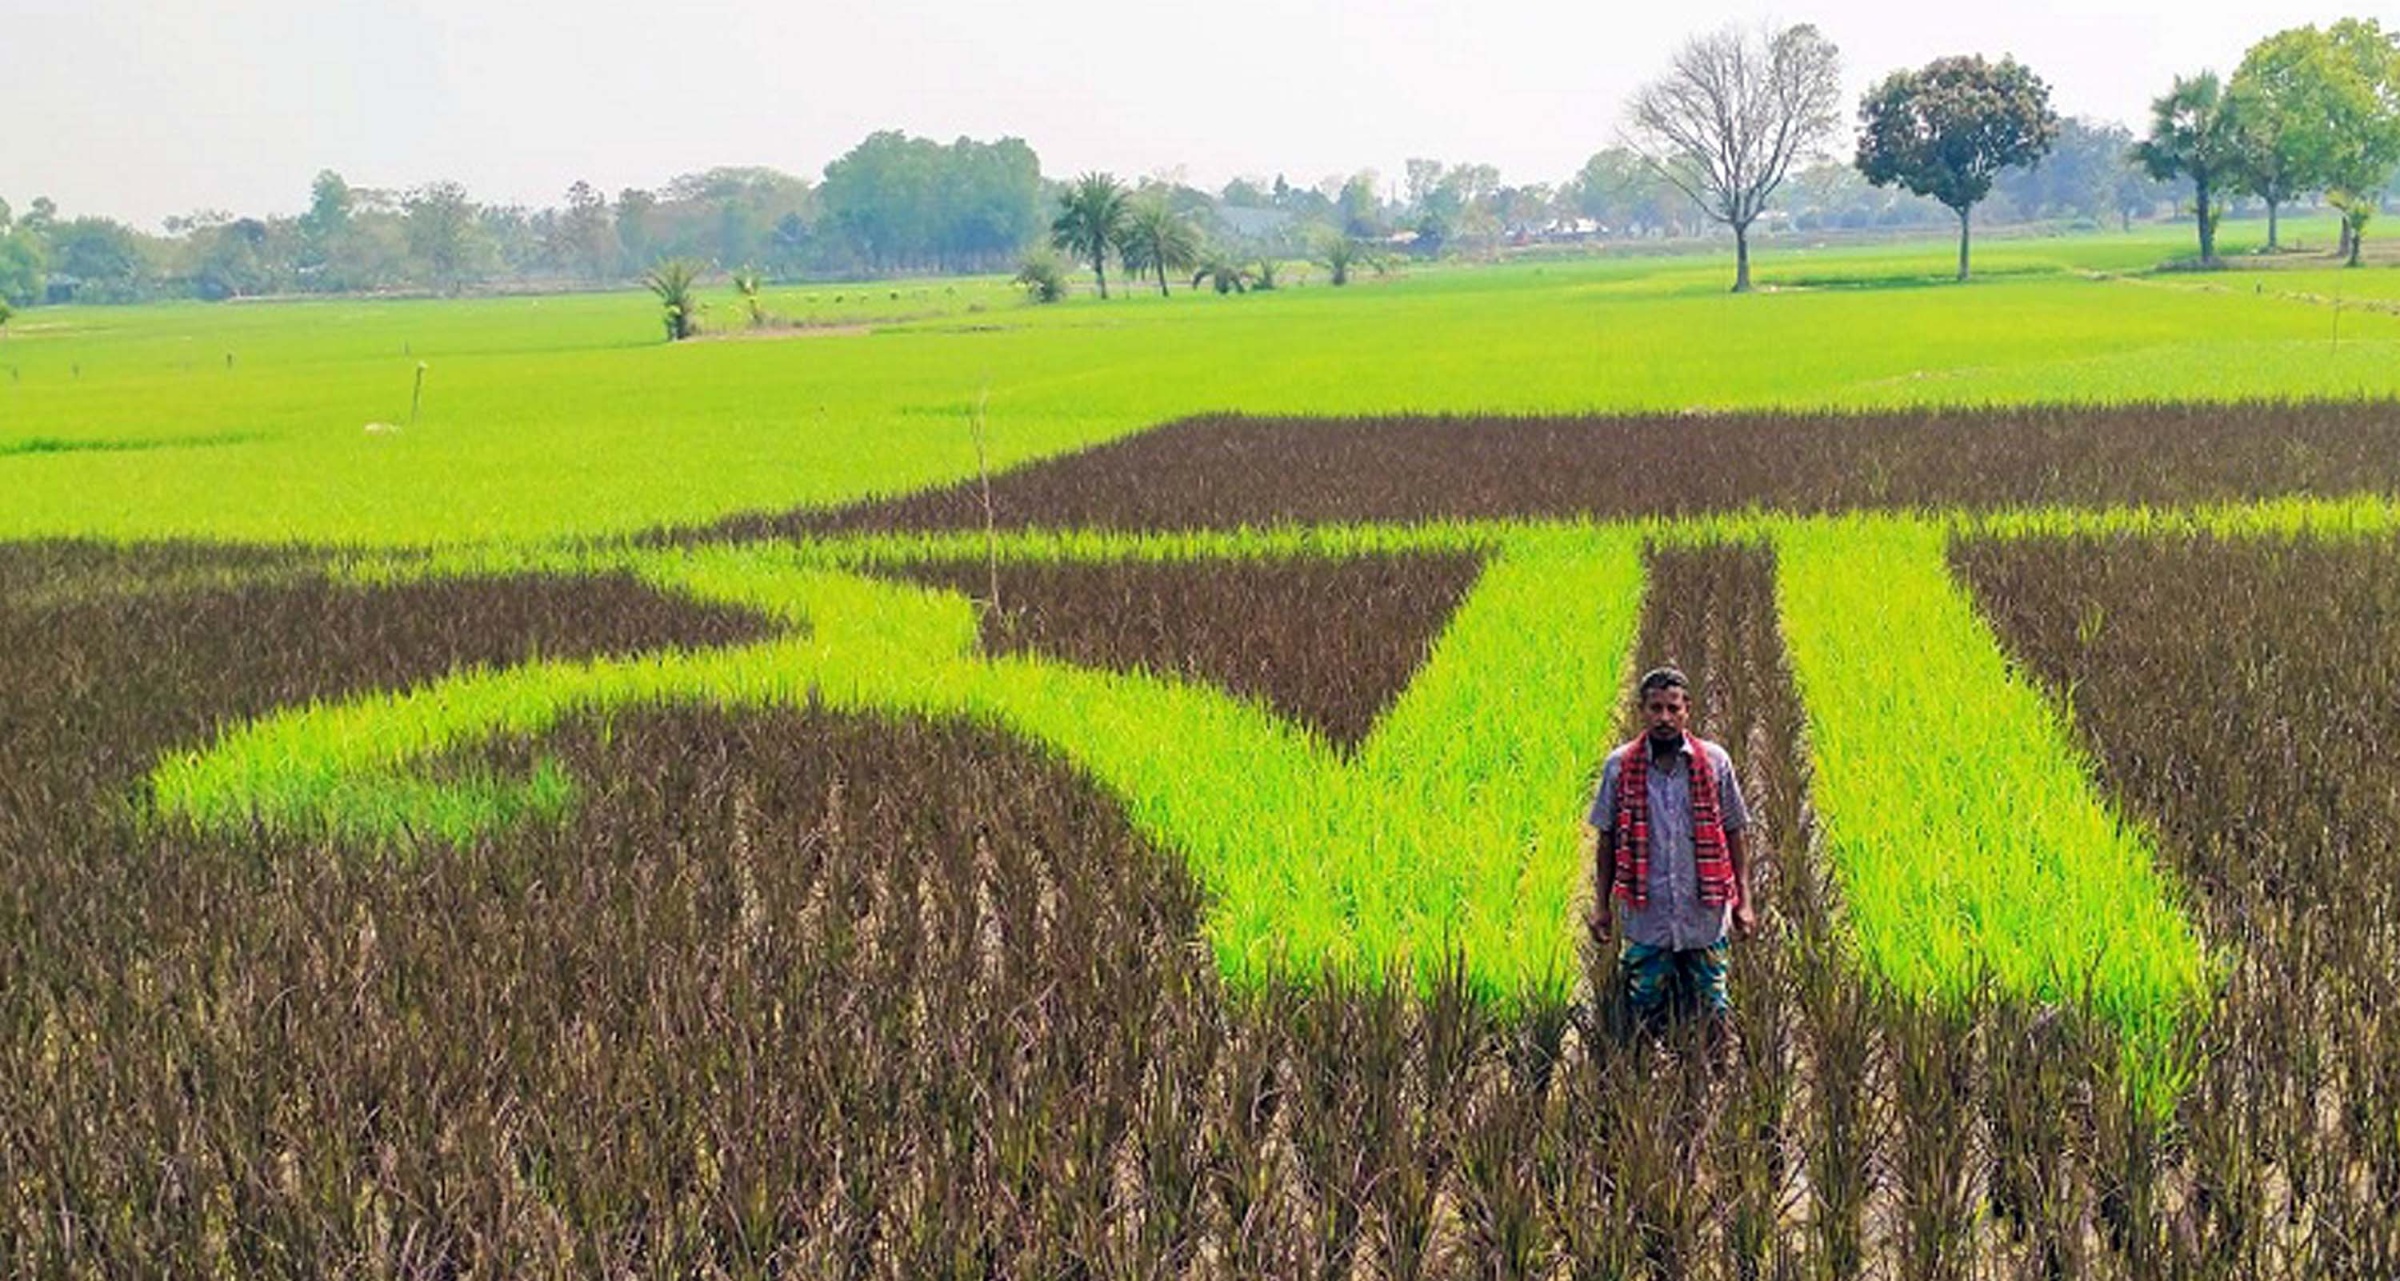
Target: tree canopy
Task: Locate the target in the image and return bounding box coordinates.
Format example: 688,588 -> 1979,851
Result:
1050,173 -> 1132,299
1855,55 -> 2059,280
2134,72 -> 2244,266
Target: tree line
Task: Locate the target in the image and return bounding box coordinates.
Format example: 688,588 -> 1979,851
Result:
1617,16 -> 2398,291
1,17 -> 2392,314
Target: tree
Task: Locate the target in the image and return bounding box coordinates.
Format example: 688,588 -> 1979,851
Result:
1118,197 -> 1200,296
0,226 -> 41,306
47,217 -> 147,302
1014,249 -> 1069,303
1855,55 -> 2060,281
0,297 -> 12,335
2308,20 -> 2400,265
304,170 -> 354,240
1190,249 -> 1253,294
554,180 -> 620,281
615,189 -> 657,273
2229,31 -> 2326,250
1568,148 -> 1683,235
643,258 -> 706,340
403,181 -> 485,293
1316,234 -> 1384,286
1050,172 -> 1130,298
1995,117 -> 2142,225
730,266 -> 767,327
1624,22 -> 1844,291
2133,72 -> 2244,266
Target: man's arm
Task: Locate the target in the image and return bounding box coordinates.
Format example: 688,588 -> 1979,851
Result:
1583,754 -> 1620,947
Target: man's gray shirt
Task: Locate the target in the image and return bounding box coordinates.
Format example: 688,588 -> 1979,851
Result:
1587,736 -> 1750,951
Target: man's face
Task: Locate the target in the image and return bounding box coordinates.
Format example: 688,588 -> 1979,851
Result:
1643,685 -> 1690,745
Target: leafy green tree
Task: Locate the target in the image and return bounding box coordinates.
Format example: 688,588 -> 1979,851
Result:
1118,198 -> 1201,296
1569,147 -> 1685,235
0,227 -> 42,306
1995,117 -> 2145,225
1625,22 -> 1845,291
1856,55 -> 2060,281
403,181 -> 486,293
1050,172 -> 1130,298
553,180 -> 620,282
2310,19 -> 2400,265
1014,249 -> 1069,302
2134,72 -> 2244,266
2229,32 -> 2325,250
1335,171 -> 1383,238
47,217 -> 147,302
643,258 -> 706,340
615,188 -> 657,273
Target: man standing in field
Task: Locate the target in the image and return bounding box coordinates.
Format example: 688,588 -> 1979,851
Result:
1585,667 -> 1757,1051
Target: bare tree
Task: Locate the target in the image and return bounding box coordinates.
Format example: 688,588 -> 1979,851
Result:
1623,23 -> 1843,292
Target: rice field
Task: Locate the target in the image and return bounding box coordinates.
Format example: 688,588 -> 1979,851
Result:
9,226 -> 2400,1275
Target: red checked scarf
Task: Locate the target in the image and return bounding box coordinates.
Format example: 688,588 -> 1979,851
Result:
1608,733 -> 1735,910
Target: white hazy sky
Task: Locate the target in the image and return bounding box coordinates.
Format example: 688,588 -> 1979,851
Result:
3,0 -> 2382,229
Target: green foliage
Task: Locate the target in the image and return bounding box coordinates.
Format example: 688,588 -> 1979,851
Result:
2231,20 -> 2400,261
1013,249 -> 1068,303
1856,54 -> 2060,280
402,180 -> 487,294
1050,172 -> 1130,299
820,131 -> 1044,273
0,228 -> 40,306
1190,250 -> 1252,295
45,216 -> 148,302
642,258 -> 707,340
2135,72 -> 2244,265
1118,198 -> 1202,296
1316,234 -> 1385,286
729,265 -> 767,328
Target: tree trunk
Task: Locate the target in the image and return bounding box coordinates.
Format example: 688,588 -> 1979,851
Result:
2195,179 -> 2217,267
2347,215 -> 2365,268
1156,260 -> 1170,297
1956,206 -> 1972,282
1732,227 -> 1752,293
2266,200 -> 2280,251
1093,252 -> 1109,299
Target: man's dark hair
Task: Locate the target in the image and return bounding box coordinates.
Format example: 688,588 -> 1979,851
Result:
1638,666 -> 1690,698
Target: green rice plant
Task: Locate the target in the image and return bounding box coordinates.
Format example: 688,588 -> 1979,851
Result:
1775,514 -> 2210,1104
155,528 -> 1645,1002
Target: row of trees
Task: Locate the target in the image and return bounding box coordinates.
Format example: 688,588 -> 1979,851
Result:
1618,17 -> 2399,292
2135,19 -> 2400,266
6,21 -> 2392,309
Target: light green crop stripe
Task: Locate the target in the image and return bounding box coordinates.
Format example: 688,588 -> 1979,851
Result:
1774,516 -> 2210,1103
153,529 -> 1648,1006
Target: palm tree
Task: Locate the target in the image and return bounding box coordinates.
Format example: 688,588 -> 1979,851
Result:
1119,198 -> 1202,297
643,258 -> 708,340
2133,73 -> 2242,267
1050,173 -> 1131,299
1190,250 -> 1253,295
730,265 -> 767,328
1316,235 -> 1385,286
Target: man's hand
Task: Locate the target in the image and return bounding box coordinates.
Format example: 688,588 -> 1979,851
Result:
1732,899 -> 1758,940
1586,901 -> 1613,949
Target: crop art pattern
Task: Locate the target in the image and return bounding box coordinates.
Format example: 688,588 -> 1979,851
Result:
20,406 -> 2400,1272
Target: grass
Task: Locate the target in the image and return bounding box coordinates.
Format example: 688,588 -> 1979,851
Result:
3,219 -> 2398,544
